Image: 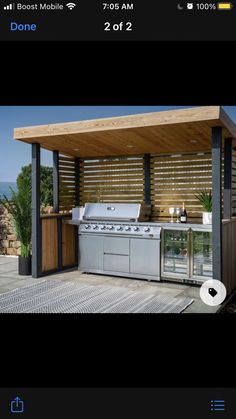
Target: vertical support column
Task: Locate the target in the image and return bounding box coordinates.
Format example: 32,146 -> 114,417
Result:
223,138 -> 232,220
212,127 -> 222,281
53,150 -> 59,213
74,157 -> 80,266
75,157 -> 80,206
32,143 -> 41,278
53,151 -> 62,270
144,154 -> 151,205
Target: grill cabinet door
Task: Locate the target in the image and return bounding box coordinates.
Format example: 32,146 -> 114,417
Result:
130,238 -> 160,277
79,235 -> 103,270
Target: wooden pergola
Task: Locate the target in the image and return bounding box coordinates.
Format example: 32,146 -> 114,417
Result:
14,106 -> 236,293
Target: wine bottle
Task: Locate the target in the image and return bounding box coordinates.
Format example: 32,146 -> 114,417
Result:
180,202 -> 187,223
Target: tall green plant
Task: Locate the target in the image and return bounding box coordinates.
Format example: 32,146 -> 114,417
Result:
195,190 -> 212,212
0,182 -> 32,257
17,164 -> 53,207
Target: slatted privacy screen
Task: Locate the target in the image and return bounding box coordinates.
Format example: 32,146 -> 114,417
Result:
58,154 -> 77,212
232,149 -> 236,216
58,151 -> 230,219
150,152 -> 213,220
79,156 -> 145,204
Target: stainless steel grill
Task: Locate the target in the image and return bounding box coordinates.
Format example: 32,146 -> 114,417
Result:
78,203 -> 161,281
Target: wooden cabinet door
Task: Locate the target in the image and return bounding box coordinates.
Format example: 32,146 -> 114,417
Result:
42,218 -> 58,272
62,223 -> 76,267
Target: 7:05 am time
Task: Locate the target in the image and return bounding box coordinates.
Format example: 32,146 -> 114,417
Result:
102,3 -> 134,10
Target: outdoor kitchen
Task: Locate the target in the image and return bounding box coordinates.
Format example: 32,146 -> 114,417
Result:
13,106 -> 236,296
66,203 -> 212,286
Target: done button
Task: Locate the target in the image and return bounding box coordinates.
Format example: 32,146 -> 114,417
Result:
10,22 -> 37,31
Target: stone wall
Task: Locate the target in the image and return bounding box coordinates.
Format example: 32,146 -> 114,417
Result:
0,204 -> 21,256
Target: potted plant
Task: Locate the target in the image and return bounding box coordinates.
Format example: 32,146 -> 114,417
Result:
0,181 -> 32,275
195,190 -> 212,225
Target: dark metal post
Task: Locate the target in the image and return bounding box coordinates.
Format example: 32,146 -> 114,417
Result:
144,154 -> 151,205
75,157 -> 80,206
74,157 -> 80,266
223,138 -> 232,220
32,143 -> 41,278
212,127 -> 222,281
53,150 -> 59,213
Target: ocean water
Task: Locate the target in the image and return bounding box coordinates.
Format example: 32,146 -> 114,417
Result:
0,182 -> 17,199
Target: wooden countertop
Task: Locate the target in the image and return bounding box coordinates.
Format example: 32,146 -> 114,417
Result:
40,212 -> 72,219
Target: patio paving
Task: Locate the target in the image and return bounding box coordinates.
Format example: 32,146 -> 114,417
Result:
0,256 -> 219,313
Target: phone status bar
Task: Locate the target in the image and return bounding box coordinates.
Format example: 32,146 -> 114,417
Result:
0,1 -> 236,41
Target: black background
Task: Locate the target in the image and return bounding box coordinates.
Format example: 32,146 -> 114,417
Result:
0,40 -> 235,389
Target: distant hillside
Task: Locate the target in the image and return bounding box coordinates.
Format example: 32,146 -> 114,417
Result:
0,182 -> 17,199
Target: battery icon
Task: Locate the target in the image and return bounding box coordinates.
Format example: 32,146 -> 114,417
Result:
217,2 -> 233,9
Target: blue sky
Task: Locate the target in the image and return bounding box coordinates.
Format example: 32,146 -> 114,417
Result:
1,106 -> 236,182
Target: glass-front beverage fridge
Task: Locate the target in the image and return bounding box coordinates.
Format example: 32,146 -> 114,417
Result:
161,227 -> 212,283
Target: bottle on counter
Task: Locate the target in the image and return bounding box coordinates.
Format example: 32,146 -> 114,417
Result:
180,202 -> 187,223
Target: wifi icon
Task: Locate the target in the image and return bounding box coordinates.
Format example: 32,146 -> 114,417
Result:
66,2 -> 76,9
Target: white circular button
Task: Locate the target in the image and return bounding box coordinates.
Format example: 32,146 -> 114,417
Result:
200,279 -> 226,306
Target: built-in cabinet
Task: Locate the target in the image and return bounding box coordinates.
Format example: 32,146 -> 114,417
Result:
41,215 -> 77,274
78,227 -> 212,284
162,228 -> 212,282
79,235 -> 161,280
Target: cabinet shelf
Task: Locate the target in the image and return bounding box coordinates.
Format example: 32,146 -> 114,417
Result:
164,256 -> 188,261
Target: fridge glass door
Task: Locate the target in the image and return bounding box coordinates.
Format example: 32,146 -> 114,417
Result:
162,229 -> 189,276
192,231 -> 212,278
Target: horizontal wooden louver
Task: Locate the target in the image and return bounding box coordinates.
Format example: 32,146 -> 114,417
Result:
232,149 -> 236,216
79,156 -> 145,204
58,154 -> 77,212
150,152 -> 213,221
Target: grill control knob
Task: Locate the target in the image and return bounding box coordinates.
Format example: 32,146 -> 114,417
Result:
125,226 -> 131,231
134,227 -> 139,232
117,226 -> 123,231
108,226 -> 114,231
84,225 -> 90,229
144,227 -> 150,232
101,225 -> 106,230
93,225 -> 98,230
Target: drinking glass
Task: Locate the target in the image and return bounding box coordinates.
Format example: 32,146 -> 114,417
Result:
169,207 -> 175,223
176,208 -> 181,223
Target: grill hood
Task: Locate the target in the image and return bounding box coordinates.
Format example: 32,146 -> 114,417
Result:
83,203 -> 151,222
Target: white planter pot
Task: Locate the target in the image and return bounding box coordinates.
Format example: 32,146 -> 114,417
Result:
202,212 -> 212,225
